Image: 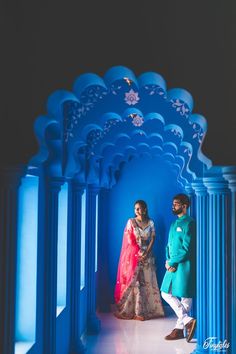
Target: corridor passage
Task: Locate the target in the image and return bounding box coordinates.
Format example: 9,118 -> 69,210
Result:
85,311 -> 196,354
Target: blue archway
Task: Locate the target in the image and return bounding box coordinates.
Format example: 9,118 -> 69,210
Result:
31,66 -> 211,183
0,66 -> 235,354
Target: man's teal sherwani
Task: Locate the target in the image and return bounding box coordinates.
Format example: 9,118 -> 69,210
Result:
161,214 -> 196,298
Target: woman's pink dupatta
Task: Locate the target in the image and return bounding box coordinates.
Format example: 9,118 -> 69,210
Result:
114,220 -> 140,304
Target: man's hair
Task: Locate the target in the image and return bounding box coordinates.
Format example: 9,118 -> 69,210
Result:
173,194 -> 190,208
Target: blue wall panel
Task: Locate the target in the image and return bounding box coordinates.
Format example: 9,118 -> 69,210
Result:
56,310 -> 70,354
15,175 -> 39,348
57,182 -> 68,310
99,155 -> 183,308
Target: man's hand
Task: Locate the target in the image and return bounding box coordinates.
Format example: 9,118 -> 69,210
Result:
168,267 -> 176,272
165,261 -> 176,272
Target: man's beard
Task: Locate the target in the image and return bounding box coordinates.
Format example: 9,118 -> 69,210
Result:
172,207 -> 183,215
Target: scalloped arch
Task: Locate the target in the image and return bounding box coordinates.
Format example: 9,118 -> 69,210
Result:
31,65 -> 212,185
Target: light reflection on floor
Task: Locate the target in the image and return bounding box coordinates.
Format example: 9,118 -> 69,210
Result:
85,311 -> 197,354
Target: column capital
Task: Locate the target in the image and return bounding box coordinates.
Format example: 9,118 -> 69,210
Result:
191,179 -> 208,196
222,166 -> 236,192
88,184 -> 100,196
185,184 -> 195,195
100,187 -> 110,194
203,176 -> 230,195
45,176 -> 65,191
70,180 -> 86,195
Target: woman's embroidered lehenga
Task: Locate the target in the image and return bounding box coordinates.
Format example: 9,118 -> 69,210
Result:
114,218 -> 164,320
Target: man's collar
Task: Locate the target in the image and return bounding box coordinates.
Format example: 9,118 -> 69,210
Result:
177,214 -> 188,220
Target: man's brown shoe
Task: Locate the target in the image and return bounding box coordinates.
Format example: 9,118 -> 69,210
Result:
164,328 -> 184,340
185,318 -> 197,342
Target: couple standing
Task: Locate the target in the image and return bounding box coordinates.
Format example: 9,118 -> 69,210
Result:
114,194 -> 196,342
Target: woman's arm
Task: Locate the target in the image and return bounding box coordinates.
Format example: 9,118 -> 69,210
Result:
141,220 -> 156,261
142,232 -> 155,260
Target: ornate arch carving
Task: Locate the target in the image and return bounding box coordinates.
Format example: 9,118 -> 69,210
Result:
30,66 -> 212,187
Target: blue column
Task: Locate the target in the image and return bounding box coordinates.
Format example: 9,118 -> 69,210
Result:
185,184 -> 196,218
223,167 -> 236,354
201,174 -> 231,353
69,180 -> 86,353
42,177 -> 63,354
97,188 -> 112,312
86,185 -> 101,334
0,166 -> 25,354
192,179 -> 208,354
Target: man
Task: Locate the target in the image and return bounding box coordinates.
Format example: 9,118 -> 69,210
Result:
161,193 -> 196,342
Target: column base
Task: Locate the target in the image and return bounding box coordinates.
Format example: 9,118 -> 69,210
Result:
87,314 -> 101,334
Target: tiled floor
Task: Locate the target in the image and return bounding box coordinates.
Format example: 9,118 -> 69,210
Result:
85,311 -> 197,354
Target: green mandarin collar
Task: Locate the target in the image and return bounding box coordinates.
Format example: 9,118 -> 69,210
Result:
176,214 -> 188,221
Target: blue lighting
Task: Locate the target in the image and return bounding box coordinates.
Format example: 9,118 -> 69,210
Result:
15,342 -> 34,354
80,191 -> 86,290
15,175 -> 38,344
95,194 -> 98,272
4,66 -> 234,354
57,182 -> 68,312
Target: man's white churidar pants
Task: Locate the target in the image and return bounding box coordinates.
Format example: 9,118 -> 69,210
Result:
161,291 -> 193,329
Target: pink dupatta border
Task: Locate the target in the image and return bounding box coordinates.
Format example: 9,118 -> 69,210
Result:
114,219 -> 140,304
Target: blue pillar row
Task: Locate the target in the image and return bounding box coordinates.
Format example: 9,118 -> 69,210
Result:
192,179 -> 208,354
0,166 -> 25,354
68,180 -> 86,353
42,177 -> 63,354
223,167 -> 236,354
203,175 -> 231,353
86,185 -> 101,334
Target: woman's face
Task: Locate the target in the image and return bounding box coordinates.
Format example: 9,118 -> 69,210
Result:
134,203 -> 146,217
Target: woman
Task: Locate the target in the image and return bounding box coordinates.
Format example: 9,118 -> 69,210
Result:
114,200 -> 164,320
